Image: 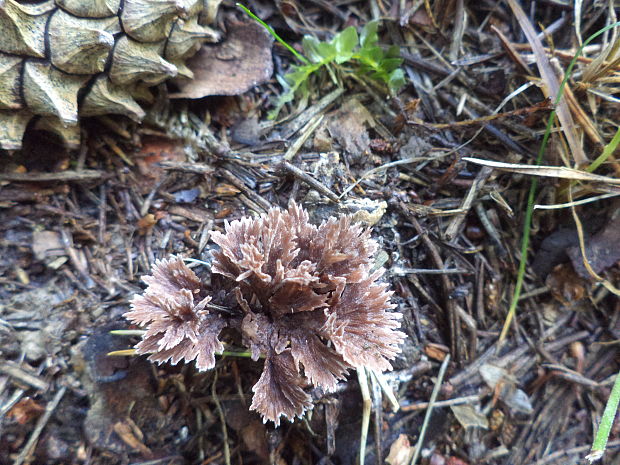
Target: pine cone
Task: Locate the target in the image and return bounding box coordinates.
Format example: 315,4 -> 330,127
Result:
0,0 -> 219,150
125,202 -> 406,426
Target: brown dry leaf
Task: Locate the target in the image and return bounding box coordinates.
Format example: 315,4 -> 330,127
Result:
479,364 -> 533,415
80,328 -> 175,457
386,434 -> 415,465
215,183 -> 241,196
134,137 -> 186,193
546,263 -> 587,304
32,230 -> 65,262
172,20 -> 274,98
326,98 -> 375,157
424,342 -> 449,361
567,210 -> 620,278
7,397 -> 45,424
223,401 -> 269,460
409,8 -> 433,28
137,214 -> 157,235
112,421 -> 152,457
450,404 -> 489,429
446,457 -> 470,465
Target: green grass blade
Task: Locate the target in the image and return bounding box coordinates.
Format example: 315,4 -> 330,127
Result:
587,370 -> 620,462
587,127 -> 620,173
236,3 -> 309,65
498,20 -> 620,345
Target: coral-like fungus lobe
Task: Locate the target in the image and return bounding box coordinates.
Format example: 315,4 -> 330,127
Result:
125,257 -> 226,372
125,201 -> 406,426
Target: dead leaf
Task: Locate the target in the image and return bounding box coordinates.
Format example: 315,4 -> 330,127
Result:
386,434 -> 414,465
546,263 -> 587,304
326,98 -> 375,157
446,457 -> 470,465
134,137 -> 186,193
567,210 -> 620,278
113,420 -> 152,457
479,364 -> 533,415
171,20 -> 274,98
450,404 -> 489,429
313,126 -> 333,152
79,328 -> 175,457
223,400 -> 269,459
137,214 -> 157,235
32,230 -> 65,262
7,397 -> 45,424
215,183 -> 241,196
424,342 -> 449,361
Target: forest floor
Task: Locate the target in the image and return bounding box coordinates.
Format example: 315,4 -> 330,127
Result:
1,1 -> 620,464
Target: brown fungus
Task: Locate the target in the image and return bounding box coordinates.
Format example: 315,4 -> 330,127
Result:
124,201 -> 405,425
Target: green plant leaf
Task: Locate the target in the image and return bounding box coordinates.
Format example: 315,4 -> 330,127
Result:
256,15 -> 405,118
357,46 -> 384,64
302,36 -> 325,63
388,69 -> 406,91
333,26 -> 358,63
284,67 -> 311,86
302,37 -> 338,64
379,58 -> 404,73
385,45 -> 402,59
240,3 -> 406,118
316,42 -> 337,61
360,20 -> 379,48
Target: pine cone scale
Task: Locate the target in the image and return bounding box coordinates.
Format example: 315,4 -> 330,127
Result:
0,0 -> 219,149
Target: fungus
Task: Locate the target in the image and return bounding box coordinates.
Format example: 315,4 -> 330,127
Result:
124,201 -> 405,425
